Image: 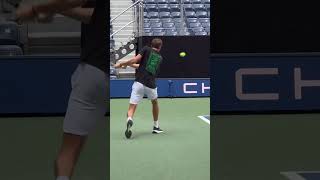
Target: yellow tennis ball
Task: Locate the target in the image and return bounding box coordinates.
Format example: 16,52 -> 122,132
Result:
179,52 -> 186,57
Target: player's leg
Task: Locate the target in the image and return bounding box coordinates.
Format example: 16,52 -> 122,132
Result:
124,103 -> 136,139
125,82 -> 144,138
55,63 -> 107,179
146,87 -> 163,133
55,133 -> 86,179
127,103 -> 137,120
151,99 -> 159,122
128,81 -> 144,119
151,98 -> 163,133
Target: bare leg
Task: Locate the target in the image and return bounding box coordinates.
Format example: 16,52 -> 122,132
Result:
151,99 -> 159,122
55,133 -> 87,179
125,104 -> 137,138
151,99 -> 163,133
127,103 -> 137,120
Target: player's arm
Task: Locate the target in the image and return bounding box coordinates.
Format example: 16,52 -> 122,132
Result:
15,0 -> 87,23
128,64 -> 140,69
114,54 -> 142,69
32,0 -> 87,14
60,8 -> 94,24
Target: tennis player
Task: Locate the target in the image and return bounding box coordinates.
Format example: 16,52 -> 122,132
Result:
114,38 -> 163,139
16,0 -> 107,180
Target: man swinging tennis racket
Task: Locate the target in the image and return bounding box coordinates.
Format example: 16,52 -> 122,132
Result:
115,38 -> 164,139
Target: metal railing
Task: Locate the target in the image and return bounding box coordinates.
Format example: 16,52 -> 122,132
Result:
110,20 -> 135,37
110,0 -> 144,38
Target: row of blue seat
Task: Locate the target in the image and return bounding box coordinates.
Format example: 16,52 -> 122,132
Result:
0,22 -> 23,56
0,45 -> 23,56
144,4 -> 210,12
144,11 -> 209,18
144,0 -> 210,4
145,21 -> 209,29
144,26 -> 209,35
0,22 -> 20,46
144,30 -> 209,36
144,17 -> 210,23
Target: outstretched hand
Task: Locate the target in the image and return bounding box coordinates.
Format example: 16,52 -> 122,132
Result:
114,63 -> 127,69
15,5 -> 36,24
15,5 -> 54,24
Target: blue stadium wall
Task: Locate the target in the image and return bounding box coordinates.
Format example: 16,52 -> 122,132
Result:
211,53 -> 320,113
0,56 -> 79,114
111,79 -> 210,98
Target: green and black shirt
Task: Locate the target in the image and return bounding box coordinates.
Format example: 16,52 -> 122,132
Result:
135,46 -> 163,89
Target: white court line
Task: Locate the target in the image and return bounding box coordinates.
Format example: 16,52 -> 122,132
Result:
281,171 -> 320,180
198,115 -> 210,125
281,172 -> 306,180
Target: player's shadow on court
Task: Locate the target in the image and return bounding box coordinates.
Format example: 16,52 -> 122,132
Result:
131,131 -> 153,139
123,130 -> 168,140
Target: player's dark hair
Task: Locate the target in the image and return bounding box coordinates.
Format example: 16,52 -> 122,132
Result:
151,38 -> 163,49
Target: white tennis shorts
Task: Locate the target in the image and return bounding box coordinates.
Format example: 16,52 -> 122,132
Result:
129,81 -> 158,104
64,63 -> 107,136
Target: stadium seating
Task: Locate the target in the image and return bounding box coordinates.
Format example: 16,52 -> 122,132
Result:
0,21 -> 24,56
166,31 -> 178,36
170,4 -> 180,12
149,12 -> 160,18
178,30 -> 191,36
205,4 -> 210,11
202,22 -> 210,28
194,31 -> 207,36
187,18 -> 199,23
145,4 -> 158,12
189,22 -> 202,28
0,22 -> 19,45
110,66 -> 117,79
161,18 -> 174,23
202,0 -> 210,4
171,12 -> 181,18
159,11 -> 171,18
183,4 -> 193,11
192,0 -> 203,4
168,0 -> 179,4
193,4 -> 206,11
156,0 -> 169,4
110,21 -> 116,49
185,11 -> 197,18
182,0 -> 192,4
151,22 -> 162,28
142,0 -> 210,36
199,18 -> 210,23
152,28 -> 165,33
163,22 -> 175,28
0,45 -> 23,56
153,31 -> 166,36
145,0 -> 156,4
196,11 -> 208,18
158,4 -> 170,12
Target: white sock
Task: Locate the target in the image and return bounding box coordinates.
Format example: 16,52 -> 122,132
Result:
127,117 -> 132,121
56,176 -> 69,180
154,121 -> 159,128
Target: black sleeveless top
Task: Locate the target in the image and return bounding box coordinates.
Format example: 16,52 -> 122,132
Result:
81,0 -> 107,73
